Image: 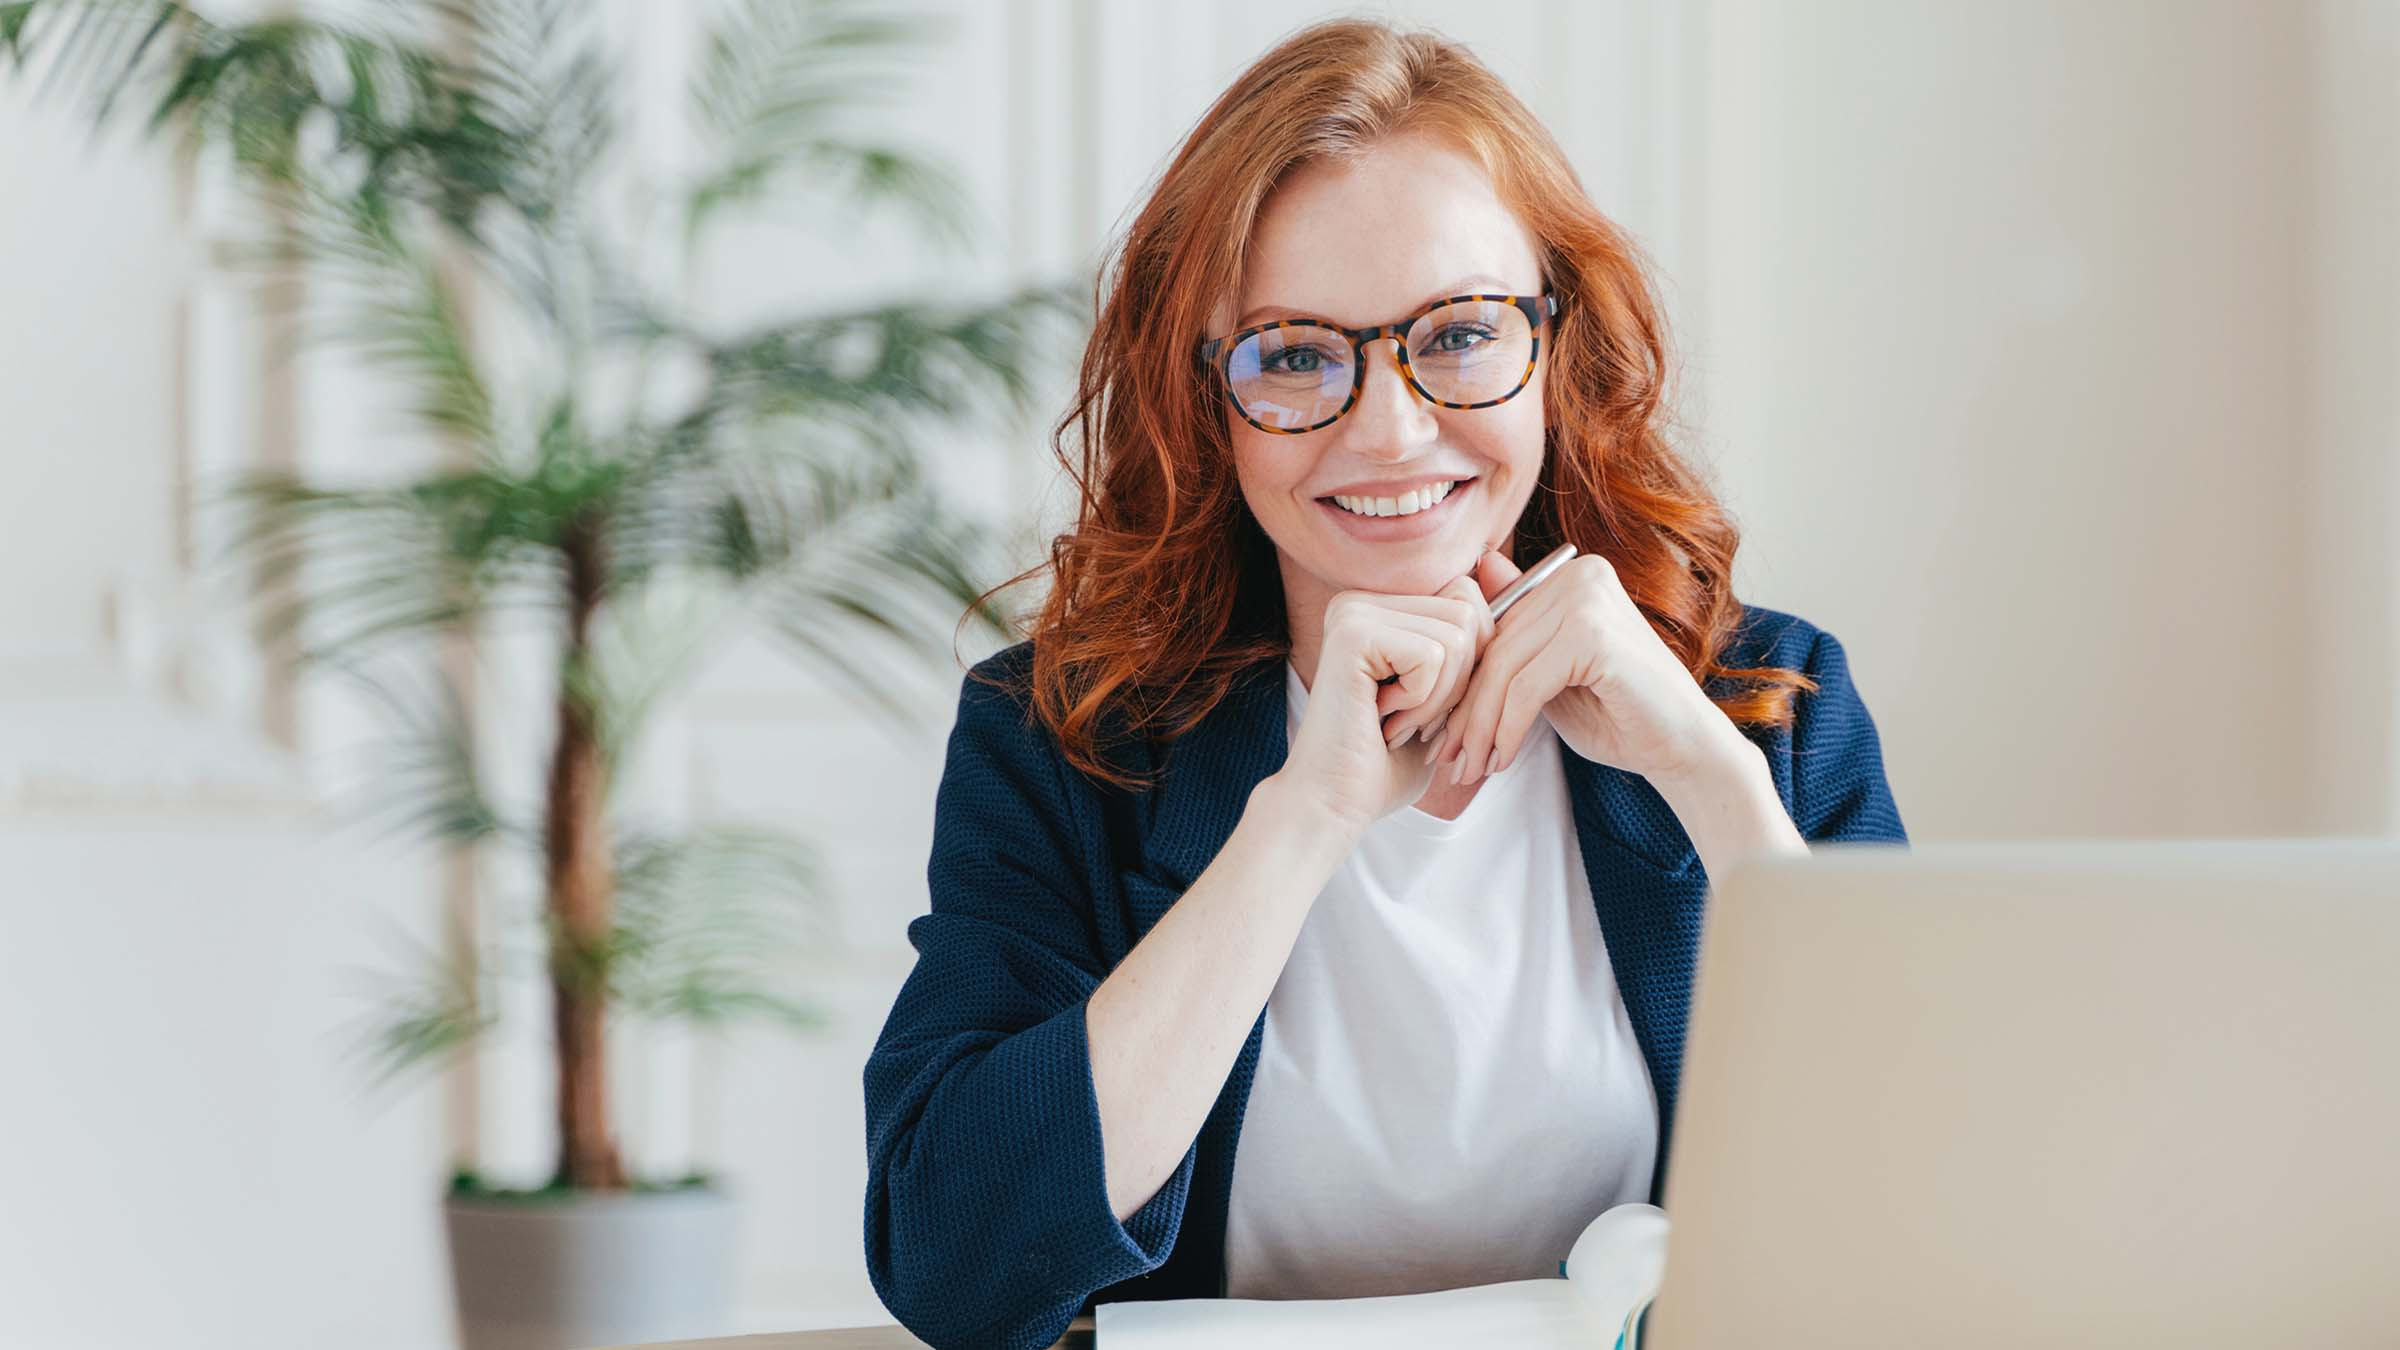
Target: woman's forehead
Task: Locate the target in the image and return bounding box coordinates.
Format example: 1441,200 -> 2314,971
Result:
1226,138 -> 1542,331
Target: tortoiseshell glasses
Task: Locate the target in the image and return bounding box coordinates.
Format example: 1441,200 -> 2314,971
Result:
1196,291 -> 1559,435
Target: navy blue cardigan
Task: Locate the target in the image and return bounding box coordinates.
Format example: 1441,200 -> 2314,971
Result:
862,604 -> 1907,1349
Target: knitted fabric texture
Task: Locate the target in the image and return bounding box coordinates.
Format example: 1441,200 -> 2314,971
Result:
862,604 -> 1908,1350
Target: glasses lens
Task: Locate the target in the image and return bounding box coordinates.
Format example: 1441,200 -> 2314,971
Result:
1225,324 -> 1352,431
1405,299 -> 1536,405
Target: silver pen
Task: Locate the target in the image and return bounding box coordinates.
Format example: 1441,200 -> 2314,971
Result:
1486,541 -> 1578,622
1383,541 -> 1582,746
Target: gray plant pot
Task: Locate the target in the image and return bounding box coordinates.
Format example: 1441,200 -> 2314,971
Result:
444,1185 -> 739,1350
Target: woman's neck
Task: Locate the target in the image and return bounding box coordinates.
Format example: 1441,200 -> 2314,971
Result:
1284,580 -> 1335,693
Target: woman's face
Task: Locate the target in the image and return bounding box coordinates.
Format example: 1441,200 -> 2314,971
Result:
1213,130 -> 1549,611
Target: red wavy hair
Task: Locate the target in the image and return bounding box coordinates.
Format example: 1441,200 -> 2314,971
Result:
969,17 -> 1814,792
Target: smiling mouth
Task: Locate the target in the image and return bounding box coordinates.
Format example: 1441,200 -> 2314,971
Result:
1317,477 -> 1477,518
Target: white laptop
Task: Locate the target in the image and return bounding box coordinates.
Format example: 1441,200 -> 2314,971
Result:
1645,839 -> 2400,1349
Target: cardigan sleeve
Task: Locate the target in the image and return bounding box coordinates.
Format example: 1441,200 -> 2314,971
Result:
1790,626 -> 1909,845
862,662 -> 1197,1350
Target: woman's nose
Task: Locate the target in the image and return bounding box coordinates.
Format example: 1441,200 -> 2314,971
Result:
1341,338 -> 1439,452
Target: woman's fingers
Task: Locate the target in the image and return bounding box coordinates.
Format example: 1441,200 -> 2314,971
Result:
1402,577 -> 1490,744
1485,640 -> 1577,774
1429,580 -> 1531,768
1380,632 -> 1467,747
1373,585 -> 1487,747
1367,619 -> 1450,726
1445,571 -> 1498,650
1435,603 -> 1564,781
1319,574 -> 1496,759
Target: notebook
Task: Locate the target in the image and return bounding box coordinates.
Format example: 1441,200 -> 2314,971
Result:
1093,1202 -> 1667,1348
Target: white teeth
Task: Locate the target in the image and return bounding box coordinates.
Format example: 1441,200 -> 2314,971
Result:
1330,479 -> 1458,518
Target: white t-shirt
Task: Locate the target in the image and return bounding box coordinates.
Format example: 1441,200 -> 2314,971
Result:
1222,660 -> 1660,1300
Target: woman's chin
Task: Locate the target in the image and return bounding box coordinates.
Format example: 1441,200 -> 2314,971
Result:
1321,543 -> 1483,597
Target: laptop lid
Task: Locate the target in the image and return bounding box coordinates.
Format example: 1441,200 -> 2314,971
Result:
1645,840 -> 2400,1349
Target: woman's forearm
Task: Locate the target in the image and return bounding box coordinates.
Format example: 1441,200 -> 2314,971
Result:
1085,772 -> 1357,1224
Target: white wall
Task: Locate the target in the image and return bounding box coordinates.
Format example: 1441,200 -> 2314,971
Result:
0,817 -> 456,1350
1687,0 -> 2361,843
0,70 -> 187,667
1,2 -> 2394,1346
2300,0 -> 2400,836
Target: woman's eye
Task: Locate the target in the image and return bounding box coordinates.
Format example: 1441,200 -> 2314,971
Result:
1429,324 -> 1496,353
1265,346 -> 1334,374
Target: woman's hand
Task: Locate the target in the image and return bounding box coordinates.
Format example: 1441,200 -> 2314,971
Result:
1429,548 -> 1748,787
1278,572 -> 1494,833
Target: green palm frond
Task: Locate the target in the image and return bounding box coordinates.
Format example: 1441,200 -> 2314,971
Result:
689,0 -> 931,133
683,0 -> 969,246
561,577 -> 738,781
690,133 -> 975,253
4,0 -> 181,125
268,181 -> 503,454
324,648 -> 525,853
747,458 -> 1010,728
344,903 -> 497,1091
8,1 -> 543,454
420,0 -> 617,350
0,6 -> 33,59
599,824 -> 833,1029
216,464 -> 568,664
430,0 -> 614,216
7,2 -> 521,209
695,281 -> 1083,435
600,429 -> 1002,726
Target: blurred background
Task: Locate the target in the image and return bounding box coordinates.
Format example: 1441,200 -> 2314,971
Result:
2,1 -> 2394,1346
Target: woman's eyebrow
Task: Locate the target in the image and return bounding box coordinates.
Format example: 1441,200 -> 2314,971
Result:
1233,274 -> 1516,329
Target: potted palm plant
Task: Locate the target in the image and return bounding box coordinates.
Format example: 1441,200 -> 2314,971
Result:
3,1 -> 1071,1345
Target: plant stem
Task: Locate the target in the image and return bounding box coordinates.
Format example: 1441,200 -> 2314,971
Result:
546,509 -> 628,1190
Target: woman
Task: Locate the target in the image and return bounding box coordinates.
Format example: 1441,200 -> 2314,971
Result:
863,18 -> 1904,1349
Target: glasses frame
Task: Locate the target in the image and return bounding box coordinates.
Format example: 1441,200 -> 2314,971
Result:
1196,291 -> 1560,436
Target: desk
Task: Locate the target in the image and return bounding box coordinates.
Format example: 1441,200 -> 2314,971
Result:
605,1315 -> 1096,1349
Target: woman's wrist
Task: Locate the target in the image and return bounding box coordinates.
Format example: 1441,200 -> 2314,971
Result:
1648,729 -> 1808,879
1245,772 -> 1367,874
